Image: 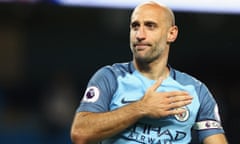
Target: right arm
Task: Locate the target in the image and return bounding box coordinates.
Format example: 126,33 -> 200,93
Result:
70,78 -> 193,144
71,101 -> 146,144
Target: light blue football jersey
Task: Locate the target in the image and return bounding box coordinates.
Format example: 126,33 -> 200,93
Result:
77,62 -> 224,144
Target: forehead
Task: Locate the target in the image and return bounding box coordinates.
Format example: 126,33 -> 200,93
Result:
131,4 -> 166,23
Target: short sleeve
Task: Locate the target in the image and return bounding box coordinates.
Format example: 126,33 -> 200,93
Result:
194,84 -> 225,142
76,66 -> 118,113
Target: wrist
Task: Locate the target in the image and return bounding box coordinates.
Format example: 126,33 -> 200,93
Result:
130,100 -> 148,117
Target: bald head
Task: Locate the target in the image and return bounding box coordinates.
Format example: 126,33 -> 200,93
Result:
131,1 -> 175,27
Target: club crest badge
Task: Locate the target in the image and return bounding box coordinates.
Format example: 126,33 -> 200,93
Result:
82,86 -> 100,103
174,106 -> 189,122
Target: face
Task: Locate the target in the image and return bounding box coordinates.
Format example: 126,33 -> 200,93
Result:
130,3 -> 177,63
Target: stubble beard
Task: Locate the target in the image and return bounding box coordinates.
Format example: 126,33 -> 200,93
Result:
132,46 -> 164,70
134,45 -> 163,62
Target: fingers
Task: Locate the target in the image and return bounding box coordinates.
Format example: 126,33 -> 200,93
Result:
167,107 -> 187,115
168,93 -> 193,104
166,93 -> 192,116
169,98 -> 192,109
166,91 -> 192,108
166,91 -> 191,98
143,78 -> 193,118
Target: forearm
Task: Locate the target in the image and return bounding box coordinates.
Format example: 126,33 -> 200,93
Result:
203,133 -> 228,144
71,101 -> 146,144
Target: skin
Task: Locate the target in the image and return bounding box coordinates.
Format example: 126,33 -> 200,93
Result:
129,1 -> 177,80
71,1 -> 228,144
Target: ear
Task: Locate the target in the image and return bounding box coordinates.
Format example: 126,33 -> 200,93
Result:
167,25 -> 178,43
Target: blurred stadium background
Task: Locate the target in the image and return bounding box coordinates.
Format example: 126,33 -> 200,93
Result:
0,0 -> 239,143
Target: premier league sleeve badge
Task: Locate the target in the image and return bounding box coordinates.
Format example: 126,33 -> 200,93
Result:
82,86 -> 100,103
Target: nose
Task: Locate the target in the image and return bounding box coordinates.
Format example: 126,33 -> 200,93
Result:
136,27 -> 146,41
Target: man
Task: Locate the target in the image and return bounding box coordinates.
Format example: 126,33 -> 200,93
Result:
71,1 -> 228,144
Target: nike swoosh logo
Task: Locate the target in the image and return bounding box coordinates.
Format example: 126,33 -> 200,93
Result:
121,98 -> 138,104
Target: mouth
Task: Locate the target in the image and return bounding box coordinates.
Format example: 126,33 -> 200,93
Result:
133,43 -> 151,50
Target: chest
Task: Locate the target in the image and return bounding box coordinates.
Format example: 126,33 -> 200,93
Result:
110,73 -> 200,126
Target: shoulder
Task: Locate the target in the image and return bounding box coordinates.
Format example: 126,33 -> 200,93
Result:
88,62 -> 133,85
171,67 -> 215,105
171,67 -> 209,93
95,62 -> 133,78
171,67 -> 202,86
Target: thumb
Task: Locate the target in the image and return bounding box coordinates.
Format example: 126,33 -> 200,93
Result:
151,77 -> 164,91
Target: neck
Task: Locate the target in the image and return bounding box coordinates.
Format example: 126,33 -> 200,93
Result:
133,52 -> 170,80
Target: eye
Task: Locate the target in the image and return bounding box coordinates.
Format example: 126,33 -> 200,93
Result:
145,22 -> 157,30
130,22 -> 140,30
